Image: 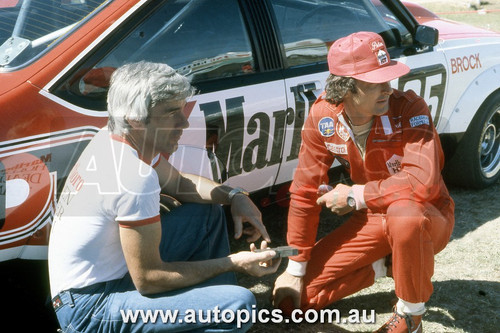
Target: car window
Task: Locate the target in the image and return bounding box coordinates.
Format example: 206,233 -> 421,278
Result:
0,0 -> 109,69
269,0 -> 409,68
371,0 -> 412,48
54,0 -> 254,111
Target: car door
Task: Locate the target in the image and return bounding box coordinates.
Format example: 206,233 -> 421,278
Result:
51,0 -> 288,192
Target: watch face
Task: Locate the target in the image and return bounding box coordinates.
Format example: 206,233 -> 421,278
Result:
347,196 -> 356,208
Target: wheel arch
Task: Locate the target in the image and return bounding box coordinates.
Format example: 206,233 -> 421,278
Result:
440,65 -> 500,136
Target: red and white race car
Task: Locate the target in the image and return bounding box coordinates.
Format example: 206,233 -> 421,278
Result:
0,0 -> 499,262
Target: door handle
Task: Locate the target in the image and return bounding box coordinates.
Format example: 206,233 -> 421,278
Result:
297,81 -> 322,93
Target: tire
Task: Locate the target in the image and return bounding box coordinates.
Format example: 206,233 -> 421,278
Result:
443,92 -> 500,188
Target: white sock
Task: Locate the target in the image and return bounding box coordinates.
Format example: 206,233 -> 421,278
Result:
372,258 -> 387,279
396,299 -> 426,316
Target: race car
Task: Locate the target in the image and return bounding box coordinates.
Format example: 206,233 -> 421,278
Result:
0,0 -> 499,263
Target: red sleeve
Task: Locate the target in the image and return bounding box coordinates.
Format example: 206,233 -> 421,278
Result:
118,215 -> 160,228
287,101 -> 335,262
364,92 -> 445,210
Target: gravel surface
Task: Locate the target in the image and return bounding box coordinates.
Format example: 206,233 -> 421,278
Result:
232,180 -> 500,332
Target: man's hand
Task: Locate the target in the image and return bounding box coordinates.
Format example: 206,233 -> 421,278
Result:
316,183 -> 354,216
272,271 -> 304,309
230,194 -> 271,243
229,241 -> 281,277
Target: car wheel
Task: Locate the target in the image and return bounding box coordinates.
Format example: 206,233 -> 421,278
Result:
444,92 -> 500,188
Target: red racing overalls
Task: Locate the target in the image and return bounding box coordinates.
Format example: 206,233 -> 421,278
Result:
286,89 -> 455,309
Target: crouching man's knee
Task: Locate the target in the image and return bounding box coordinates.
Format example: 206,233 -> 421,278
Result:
386,200 -> 429,243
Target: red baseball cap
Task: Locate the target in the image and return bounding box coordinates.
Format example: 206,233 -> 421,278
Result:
328,31 -> 410,83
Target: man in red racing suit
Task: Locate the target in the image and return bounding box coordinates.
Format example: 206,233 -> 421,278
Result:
272,32 -> 454,333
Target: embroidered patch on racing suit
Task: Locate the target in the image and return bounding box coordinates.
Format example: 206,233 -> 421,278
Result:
336,121 -> 350,142
325,142 -> 348,155
318,117 -> 335,137
386,154 -> 403,175
409,115 -> 430,128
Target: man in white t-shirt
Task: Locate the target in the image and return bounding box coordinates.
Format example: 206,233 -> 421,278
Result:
48,61 -> 280,332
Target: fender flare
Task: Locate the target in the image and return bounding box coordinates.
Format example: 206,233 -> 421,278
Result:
441,65 -> 500,135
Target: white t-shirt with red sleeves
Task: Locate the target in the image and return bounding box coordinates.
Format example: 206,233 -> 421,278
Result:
48,128 -> 161,297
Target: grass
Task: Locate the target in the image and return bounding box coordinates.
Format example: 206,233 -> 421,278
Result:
413,0 -> 500,32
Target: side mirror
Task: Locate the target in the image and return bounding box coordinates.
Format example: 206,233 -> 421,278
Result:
415,25 -> 439,46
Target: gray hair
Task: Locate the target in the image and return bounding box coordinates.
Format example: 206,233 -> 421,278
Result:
324,74 -> 357,105
107,61 -> 195,135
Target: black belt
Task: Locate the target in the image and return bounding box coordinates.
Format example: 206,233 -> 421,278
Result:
51,282 -> 108,311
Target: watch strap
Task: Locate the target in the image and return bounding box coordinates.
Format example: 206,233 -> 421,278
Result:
228,187 -> 249,202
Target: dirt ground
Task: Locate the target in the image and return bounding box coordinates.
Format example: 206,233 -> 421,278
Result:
233,179 -> 500,333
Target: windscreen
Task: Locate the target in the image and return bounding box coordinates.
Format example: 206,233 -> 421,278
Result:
0,0 -> 110,69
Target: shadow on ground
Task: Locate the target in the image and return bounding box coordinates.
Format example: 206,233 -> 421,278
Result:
241,277 -> 500,332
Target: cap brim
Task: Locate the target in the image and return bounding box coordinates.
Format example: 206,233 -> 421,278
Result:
351,61 -> 410,83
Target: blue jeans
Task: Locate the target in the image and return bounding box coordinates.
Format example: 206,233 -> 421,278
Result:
54,203 -> 256,332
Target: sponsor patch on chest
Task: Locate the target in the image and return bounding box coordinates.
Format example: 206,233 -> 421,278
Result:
409,115 -> 430,128
386,154 -> 403,175
336,121 -> 350,142
318,117 -> 335,137
325,142 -> 348,155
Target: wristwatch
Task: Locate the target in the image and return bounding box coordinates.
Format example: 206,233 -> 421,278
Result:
346,190 -> 356,209
228,187 -> 249,202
